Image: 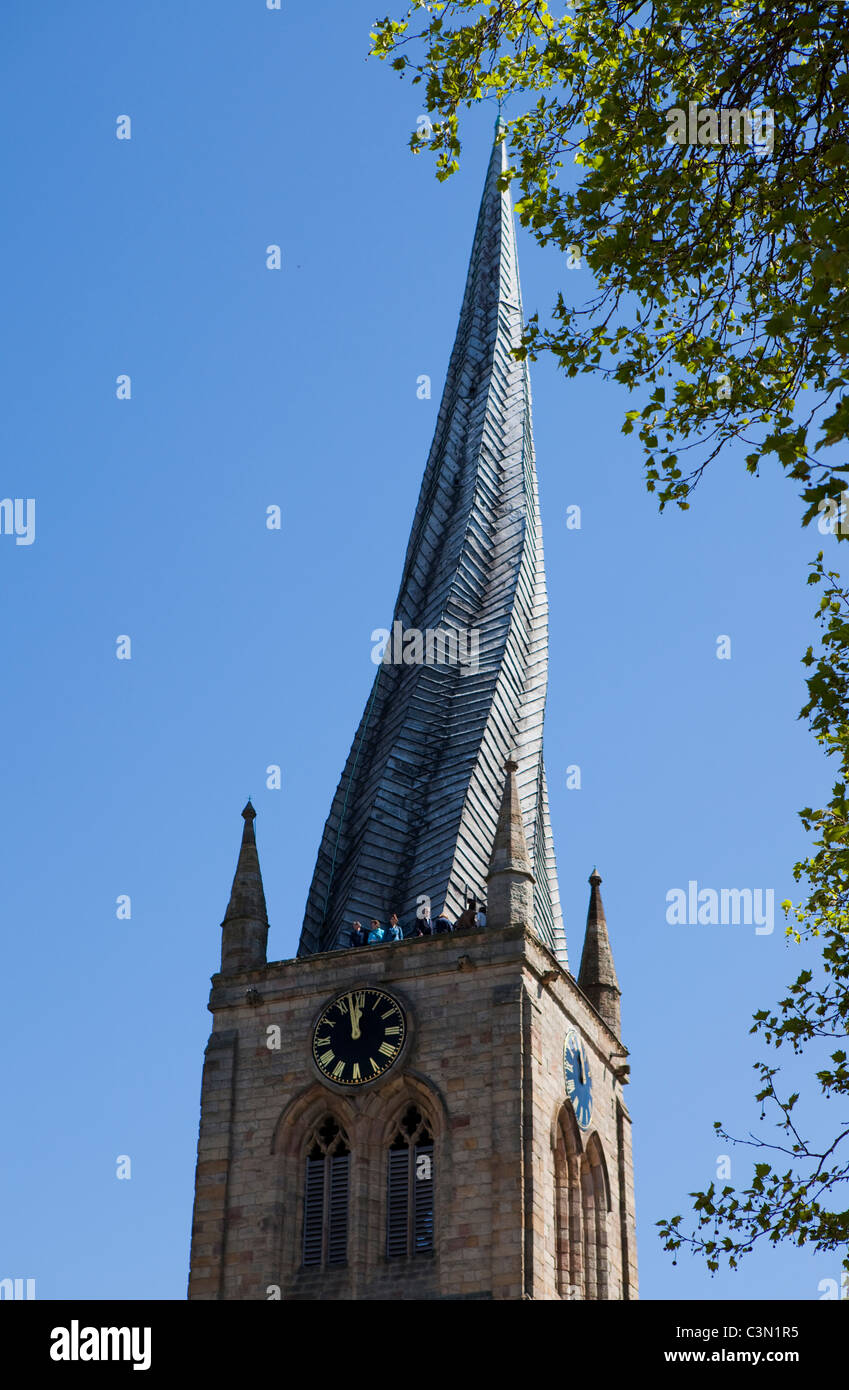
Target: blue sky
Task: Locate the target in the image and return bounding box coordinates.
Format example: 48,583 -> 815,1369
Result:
1,1 -> 842,1301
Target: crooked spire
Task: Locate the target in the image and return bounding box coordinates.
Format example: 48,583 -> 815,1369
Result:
577,870 -> 621,1036
220,801 -> 268,976
298,126 -> 566,964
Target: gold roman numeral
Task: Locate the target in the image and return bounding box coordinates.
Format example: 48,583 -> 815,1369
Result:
319,1050 -> 334,1066
331,1061 -> 345,1079
381,1008 -> 397,1019
352,1062 -> 361,1081
316,1037 -> 330,1048
378,1041 -> 395,1057
385,1025 -> 401,1036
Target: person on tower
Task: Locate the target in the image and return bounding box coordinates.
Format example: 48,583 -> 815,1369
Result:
349,921 -> 367,947
433,909 -> 453,934
416,905 -> 433,936
454,897 -> 479,931
367,918 -> 385,944
386,913 -> 404,942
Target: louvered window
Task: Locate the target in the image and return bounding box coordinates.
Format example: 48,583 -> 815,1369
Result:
327,1152 -> 349,1265
387,1146 -> 410,1258
414,1137 -> 434,1251
386,1105 -> 434,1258
302,1117 -> 350,1268
303,1154 -> 325,1266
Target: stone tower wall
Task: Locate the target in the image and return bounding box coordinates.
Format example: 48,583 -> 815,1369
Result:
188,927 -> 637,1301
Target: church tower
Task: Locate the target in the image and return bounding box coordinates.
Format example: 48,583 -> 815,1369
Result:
188,127 -> 638,1301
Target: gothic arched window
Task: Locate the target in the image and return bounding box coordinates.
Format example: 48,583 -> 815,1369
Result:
554,1107 -> 582,1298
386,1104 -> 434,1258
554,1111 -> 612,1299
302,1116 -> 350,1268
585,1136 -> 610,1300
581,1158 -> 598,1297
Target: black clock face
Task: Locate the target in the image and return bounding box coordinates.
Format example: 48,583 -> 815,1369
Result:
312,988 -> 406,1086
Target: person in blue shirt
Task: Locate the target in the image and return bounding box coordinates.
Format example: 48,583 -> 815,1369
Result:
367,918 -> 385,944
433,910 -> 453,934
386,913 -> 404,942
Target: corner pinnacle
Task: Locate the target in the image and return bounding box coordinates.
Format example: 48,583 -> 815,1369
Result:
578,868 -> 621,1036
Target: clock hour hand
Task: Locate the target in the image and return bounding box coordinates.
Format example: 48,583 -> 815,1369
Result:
348,992 -> 362,1040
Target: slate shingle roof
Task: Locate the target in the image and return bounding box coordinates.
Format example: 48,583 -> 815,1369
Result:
298,130 -> 567,965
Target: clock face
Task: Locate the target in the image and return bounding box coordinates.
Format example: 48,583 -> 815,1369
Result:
563,1029 -> 593,1129
312,988 -> 406,1087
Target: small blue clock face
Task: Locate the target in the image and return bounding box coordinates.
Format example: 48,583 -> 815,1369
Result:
564,1029 -> 593,1129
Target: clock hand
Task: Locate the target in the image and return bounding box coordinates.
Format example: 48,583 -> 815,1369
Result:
349,992 -> 362,1040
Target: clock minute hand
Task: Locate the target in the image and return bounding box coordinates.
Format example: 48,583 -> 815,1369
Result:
348,993 -> 362,1040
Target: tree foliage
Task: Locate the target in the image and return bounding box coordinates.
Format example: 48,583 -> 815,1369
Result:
659,558 -> 849,1274
371,0 -> 849,520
